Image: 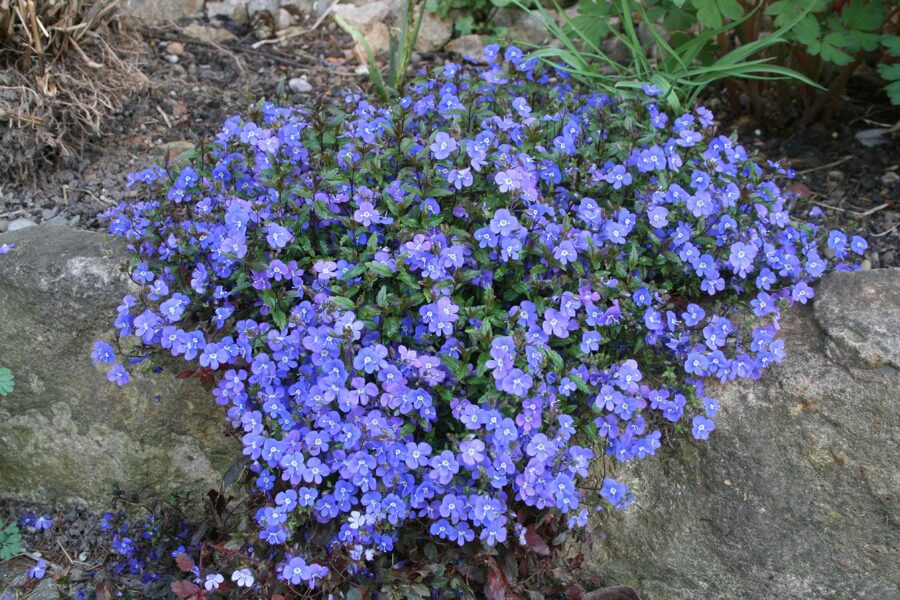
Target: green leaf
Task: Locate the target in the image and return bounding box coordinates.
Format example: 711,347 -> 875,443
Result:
440,354 -> 469,380
716,0 -> 744,21
368,261 -> 394,277
330,296 -> 356,310
0,368 -> 13,396
841,0 -> 885,31
882,34 -> 900,56
693,0 -> 723,28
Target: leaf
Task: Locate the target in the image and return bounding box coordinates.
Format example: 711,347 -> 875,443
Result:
524,525 -> 551,556
330,296 -> 356,310
484,562 -> 508,600
170,580 -> 202,599
175,553 -> 195,572
95,581 -> 116,600
0,367 -> 13,396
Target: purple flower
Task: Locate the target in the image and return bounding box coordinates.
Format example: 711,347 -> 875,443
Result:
691,415 -> 716,440
430,132 -> 458,160
266,223 -> 293,250
28,559 -> 47,580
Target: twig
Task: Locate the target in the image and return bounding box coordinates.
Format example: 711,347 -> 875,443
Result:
155,104 -> 172,129
870,223 -> 898,238
0,208 -> 30,219
56,539 -> 74,565
797,155 -> 853,176
809,200 -> 890,219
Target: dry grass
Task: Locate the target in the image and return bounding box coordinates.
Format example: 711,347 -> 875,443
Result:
0,0 -> 147,182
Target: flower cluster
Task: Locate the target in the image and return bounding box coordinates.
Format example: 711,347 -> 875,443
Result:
97,45 -> 863,591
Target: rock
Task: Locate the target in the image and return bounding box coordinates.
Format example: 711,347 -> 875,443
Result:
181,23 -> 239,44
153,141 -> 196,168
26,577 -> 60,600
164,53 -> 180,64
44,216 -> 69,227
206,0 -> 250,24
574,269 -> 900,599
351,20 -> 391,63
275,7 -> 294,30
165,41 -> 185,55
125,0 -> 204,23
881,171 -> 899,186
0,219 -> 8,233
414,12 -> 452,52
332,0 -> 399,30
445,34 -> 488,62
288,76 -> 314,93
41,208 -> 56,220
8,218 -> 37,232
491,7 -> 549,45
0,227 -> 238,511
813,269 -> 900,368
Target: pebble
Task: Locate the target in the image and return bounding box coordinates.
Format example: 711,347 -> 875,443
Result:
164,54 -> 179,64
8,218 -> 37,232
288,76 -> 313,94
41,208 -> 56,220
881,171 -> 899,185
165,41 -> 185,55
0,219 -> 7,233
44,215 -> 69,226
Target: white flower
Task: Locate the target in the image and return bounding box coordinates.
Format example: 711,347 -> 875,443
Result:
231,568 -> 255,588
348,510 -> 366,530
204,573 -> 224,591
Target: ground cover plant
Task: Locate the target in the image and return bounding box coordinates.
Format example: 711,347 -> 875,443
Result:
95,45 -> 864,597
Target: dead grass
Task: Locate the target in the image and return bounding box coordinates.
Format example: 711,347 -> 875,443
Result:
0,0 -> 147,182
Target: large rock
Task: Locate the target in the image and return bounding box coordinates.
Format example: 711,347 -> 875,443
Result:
0,226 -> 238,510
576,269 -> 900,599
125,0 -> 205,23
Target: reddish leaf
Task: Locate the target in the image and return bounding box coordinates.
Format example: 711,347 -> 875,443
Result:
565,584 -> 585,600
171,580 -> 202,599
485,565 -> 507,600
787,182 -> 812,198
175,553 -> 195,572
524,525 -> 551,556
271,595 -> 286,600
95,581 -> 115,600
176,368 -> 198,379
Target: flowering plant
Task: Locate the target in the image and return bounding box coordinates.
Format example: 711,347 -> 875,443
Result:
97,45 -> 864,596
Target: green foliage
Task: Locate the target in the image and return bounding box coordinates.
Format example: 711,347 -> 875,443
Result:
426,0 -> 509,35
515,0 -> 899,120
0,520 -> 22,561
0,367 -> 13,396
516,0 -> 819,112
335,0 -> 426,102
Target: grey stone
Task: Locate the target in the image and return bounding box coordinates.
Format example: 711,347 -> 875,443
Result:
0,219 -> 8,233
7,218 -> 37,232
288,76 -> 314,94
414,12 -> 452,52
332,0 -> 399,30
444,34 -> 488,62
153,141 -> 197,169
125,0 -> 204,23
814,268 -> 900,369
0,226 -> 238,511
573,269 -> 900,599
181,23 -> 240,44
43,216 -> 69,227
